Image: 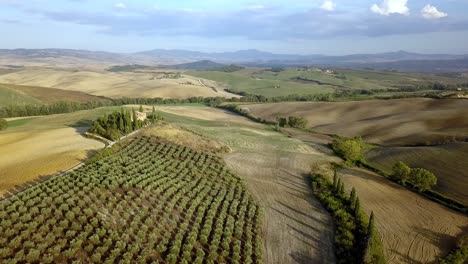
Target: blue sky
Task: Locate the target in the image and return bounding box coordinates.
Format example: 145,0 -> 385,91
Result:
0,0 -> 467,54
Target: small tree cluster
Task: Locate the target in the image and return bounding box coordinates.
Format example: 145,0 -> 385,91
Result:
276,116 -> 308,129
392,161 -> 437,191
88,107 -> 150,140
332,137 -> 365,165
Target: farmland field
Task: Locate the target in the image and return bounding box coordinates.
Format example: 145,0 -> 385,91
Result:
366,143 -> 468,204
0,135 -> 263,263
0,107 -> 129,196
155,106 -> 338,264
0,83 -> 109,105
187,67 -> 468,97
0,68 -> 238,99
0,85 -> 41,106
242,98 -> 468,203
337,167 -> 467,264
186,70 -> 335,97
242,98 -> 468,146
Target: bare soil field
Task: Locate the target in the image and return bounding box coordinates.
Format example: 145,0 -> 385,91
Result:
244,99 -> 468,204
0,68 -> 238,99
0,127 -> 104,196
366,143 -> 468,204
337,167 -> 468,264
158,106 -> 338,264
243,98 -> 468,146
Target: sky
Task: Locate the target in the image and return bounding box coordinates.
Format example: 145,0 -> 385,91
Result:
0,0 -> 467,55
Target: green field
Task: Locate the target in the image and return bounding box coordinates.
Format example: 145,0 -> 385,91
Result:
187,68 -> 468,98
6,117 -> 37,127
187,70 -> 335,97
0,86 -> 41,106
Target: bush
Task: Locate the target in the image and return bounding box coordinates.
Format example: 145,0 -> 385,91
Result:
391,161 -> 411,184
410,168 -> 437,192
332,137 -> 365,164
287,116 -> 308,129
0,118 -> 7,130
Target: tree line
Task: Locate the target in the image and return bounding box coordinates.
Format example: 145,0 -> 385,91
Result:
310,171 -> 385,264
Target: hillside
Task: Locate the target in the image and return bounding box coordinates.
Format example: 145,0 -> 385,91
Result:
0,68 -> 238,99
2,48 -> 468,72
0,83 -> 109,105
242,99 -> 468,203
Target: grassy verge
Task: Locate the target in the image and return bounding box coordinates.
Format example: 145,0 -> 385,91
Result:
309,172 -> 385,264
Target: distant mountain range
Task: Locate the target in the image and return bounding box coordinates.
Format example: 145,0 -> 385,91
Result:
1,48 -> 467,72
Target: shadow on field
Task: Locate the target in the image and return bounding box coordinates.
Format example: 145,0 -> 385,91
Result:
2,173 -> 54,200
289,251 -> 321,264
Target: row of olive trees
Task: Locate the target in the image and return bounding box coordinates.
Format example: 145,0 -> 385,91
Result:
392,161 -> 437,191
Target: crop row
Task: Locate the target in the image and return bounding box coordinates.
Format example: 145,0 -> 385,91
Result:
0,136 -> 263,263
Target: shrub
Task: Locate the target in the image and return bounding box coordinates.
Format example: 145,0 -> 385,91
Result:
391,161 -> 411,184
287,116 -> 308,129
410,168 -> 437,192
0,118 -> 7,130
332,137 -> 365,164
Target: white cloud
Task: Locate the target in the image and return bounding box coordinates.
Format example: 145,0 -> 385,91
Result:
320,0 -> 336,11
114,3 -> 126,9
421,4 -> 447,19
371,0 -> 409,16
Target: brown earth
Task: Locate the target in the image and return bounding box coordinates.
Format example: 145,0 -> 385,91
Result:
337,167 -> 468,264
243,98 -> 468,146
244,98 -> 468,205
366,143 -> 468,204
0,127 -> 104,196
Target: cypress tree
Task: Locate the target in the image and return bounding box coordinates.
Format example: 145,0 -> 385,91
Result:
333,171 -> 338,190
132,109 -> 138,130
119,116 -> 124,132
354,197 -> 361,217
139,105 -> 144,112
339,181 -> 345,196
336,178 -> 342,193
350,187 -> 357,208
368,211 -> 375,237
152,106 -> 156,122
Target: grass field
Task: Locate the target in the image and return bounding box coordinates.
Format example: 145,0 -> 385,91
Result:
188,68 -> 468,98
0,68 -> 238,99
187,70 -> 335,97
0,83 -> 109,104
0,85 -> 41,106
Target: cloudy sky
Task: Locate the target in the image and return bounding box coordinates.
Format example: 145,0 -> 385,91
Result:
0,0 -> 467,54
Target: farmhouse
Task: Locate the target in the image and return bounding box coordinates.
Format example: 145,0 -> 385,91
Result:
136,111 -> 147,121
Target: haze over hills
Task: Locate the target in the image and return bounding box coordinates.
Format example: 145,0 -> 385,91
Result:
1,48 -> 468,72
